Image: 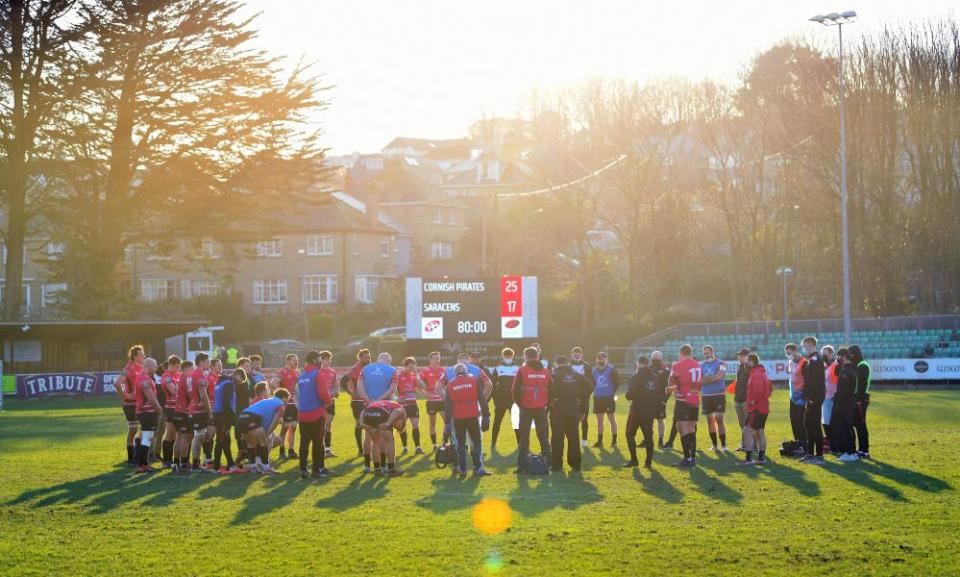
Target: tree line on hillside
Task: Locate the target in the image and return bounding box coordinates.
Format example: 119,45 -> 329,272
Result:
0,0 -> 329,321
469,21 -> 960,350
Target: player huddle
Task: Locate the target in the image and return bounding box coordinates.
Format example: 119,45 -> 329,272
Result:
112,335 -> 872,478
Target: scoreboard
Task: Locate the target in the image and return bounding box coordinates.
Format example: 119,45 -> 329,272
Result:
405,276 -> 538,341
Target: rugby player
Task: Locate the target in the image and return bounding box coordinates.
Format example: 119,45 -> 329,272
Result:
212,366 -> 244,473
297,350 -> 335,479
150,360 -> 168,462
359,399 -> 407,476
234,357 -> 254,462
358,353 -> 398,471
419,351 -> 446,451
159,355 -> 182,468
800,336 -> 826,465
201,358 -> 222,467
821,346 -> 838,454
591,351 -> 620,448
650,351 -> 671,449
737,354 -> 772,466
833,348 -> 860,462
133,358 -> 162,473
188,354 -> 213,471
733,348 -> 751,451
568,346 -> 594,447
172,360 -> 194,472
549,356 -> 592,472
849,345 -> 871,459
276,353 -> 301,460
437,352 -> 493,447
490,348 -> 519,450
469,351 -> 493,431
321,352 -> 340,459
785,343 -> 808,454
395,356 -> 427,455
668,344 -> 701,467
118,345 -> 145,466
699,345 -> 729,451
624,356 -> 659,468
249,355 -> 266,385
512,346 -> 551,474
238,389 -> 290,474
445,363 -> 492,478
341,348 -> 372,456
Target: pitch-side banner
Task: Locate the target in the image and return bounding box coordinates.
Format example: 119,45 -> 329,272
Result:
726,358 -> 960,382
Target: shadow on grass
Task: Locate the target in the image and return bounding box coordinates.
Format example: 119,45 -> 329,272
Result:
817,458 -> 953,502
314,473 -> 391,511
415,474 -> 485,513
632,467 -> 683,503
230,474 -> 312,525
6,468 -> 217,513
734,459 -> 822,497
507,472 -> 602,517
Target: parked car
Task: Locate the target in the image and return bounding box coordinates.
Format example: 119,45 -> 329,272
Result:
347,326 -> 406,348
263,339 -> 308,350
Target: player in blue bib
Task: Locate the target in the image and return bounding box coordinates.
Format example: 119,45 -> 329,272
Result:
591,352 -> 621,448
700,345 -> 729,451
358,353 -> 398,469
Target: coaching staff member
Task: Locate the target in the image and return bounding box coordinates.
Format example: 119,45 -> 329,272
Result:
549,356 -> 592,473
512,346 -> 551,474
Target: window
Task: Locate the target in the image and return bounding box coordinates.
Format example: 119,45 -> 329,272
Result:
47,242 -> 65,260
302,275 -> 338,304
306,235 -> 334,256
352,234 -> 359,257
364,157 -> 384,170
256,238 -> 283,257
431,241 -> 453,260
392,235 -> 399,253
199,239 -> 220,259
354,276 -> 380,304
432,208 -> 443,224
253,280 -> 287,304
0,282 -> 31,308
192,280 -> 221,297
140,279 -> 175,302
41,283 -> 67,307
380,237 -> 390,258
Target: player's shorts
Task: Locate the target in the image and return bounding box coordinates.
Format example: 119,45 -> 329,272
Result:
136,411 -> 159,432
673,401 -> 700,422
401,402 -> 420,419
426,400 -> 445,415
214,411 -> 236,431
701,395 -> 726,415
351,399 -> 367,420
237,412 -> 263,433
172,411 -> 191,433
162,407 -> 176,421
361,406 -> 390,428
283,404 -> 298,423
593,396 -> 616,414
655,401 -> 668,420
192,412 -> 210,431
122,403 -> 137,423
745,411 -> 768,430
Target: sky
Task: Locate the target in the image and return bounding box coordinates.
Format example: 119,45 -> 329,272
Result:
244,1 -> 960,155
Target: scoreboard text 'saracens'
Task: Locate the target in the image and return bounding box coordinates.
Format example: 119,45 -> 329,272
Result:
405,276 -> 538,341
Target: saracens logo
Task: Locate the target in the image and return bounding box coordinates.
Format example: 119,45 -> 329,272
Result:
421,317 -> 443,340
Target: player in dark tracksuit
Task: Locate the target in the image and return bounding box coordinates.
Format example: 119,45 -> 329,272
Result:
491,348 -> 519,449
650,352 -> 671,448
568,347 -> 594,447
549,356 -> 592,472
624,357 -> 659,468
832,348 -> 860,461
849,345 -> 871,458
801,336 -> 826,463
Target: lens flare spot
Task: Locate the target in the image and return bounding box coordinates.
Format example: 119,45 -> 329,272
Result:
472,498 -> 512,535
484,551 -> 504,573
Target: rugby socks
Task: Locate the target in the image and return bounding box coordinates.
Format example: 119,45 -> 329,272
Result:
667,421 -> 678,446
720,433 -> 727,448
412,428 -> 421,449
581,418 -> 588,442
681,433 -> 697,460
324,431 -> 332,449
709,431 -> 718,448
364,454 -> 371,468
203,439 -> 213,462
612,433 -> 618,446
400,431 -> 408,449
380,452 -> 386,466
126,445 -> 134,463
162,440 -> 174,463
596,434 -> 603,446
354,428 -> 363,453
680,434 -> 689,460
430,432 -> 437,446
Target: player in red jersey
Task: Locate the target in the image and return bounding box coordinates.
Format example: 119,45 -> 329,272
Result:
395,356 -> 428,455
276,353 -> 300,459
133,358 -> 162,473
116,345 -> 145,466
360,399 -> 407,476
200,358 -> 222,467
340,348 -> 372,456
320,352 -> 341,459
172,360 -> 194,472
188,354 -> 213,471
668,344 -> 702,467
419,351 -> 446,451
158,355 -> 182,468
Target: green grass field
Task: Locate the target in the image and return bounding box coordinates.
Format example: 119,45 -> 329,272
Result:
1,391 -> 958,577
